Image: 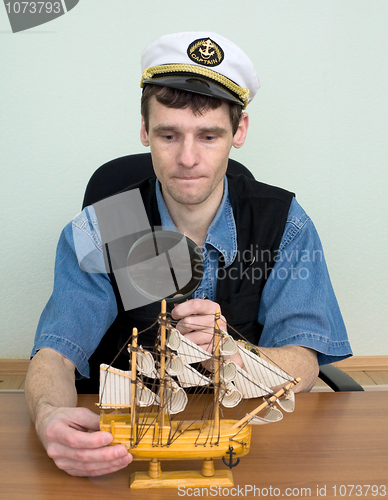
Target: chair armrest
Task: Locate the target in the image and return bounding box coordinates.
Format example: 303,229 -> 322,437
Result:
319,364 -> 364,392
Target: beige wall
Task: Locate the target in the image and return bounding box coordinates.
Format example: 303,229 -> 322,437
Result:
1,0 -> 387,358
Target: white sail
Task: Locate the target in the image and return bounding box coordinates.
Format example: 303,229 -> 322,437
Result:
136,383 -> 156,407
132,356 -> 209,403
100,364 -> 131,408
220,333 -> 238,356
177,363 -> 212,388
160,378 -> 188,414
219,360 -> 237,383
167,328 -> 212,364
247,406 -> 284,425
166,327 -> 181,351
167,328 -> 238,389
237,345 -> 292,388
131,352 -> 185,379
277,390 -> 295,412
99,364 -> 155,408
219,382 -> 242,408
234,365 -> 273,398
135,348 -> 155,376
165,355 -> 184,376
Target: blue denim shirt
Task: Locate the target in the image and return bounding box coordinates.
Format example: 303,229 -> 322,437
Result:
32,177 -> 352,378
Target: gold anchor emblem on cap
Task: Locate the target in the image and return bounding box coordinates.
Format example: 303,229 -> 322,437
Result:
199,39 -> 215,59
187,37 -> 224,67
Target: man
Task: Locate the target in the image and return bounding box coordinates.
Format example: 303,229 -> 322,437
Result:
25,32 -> 352,477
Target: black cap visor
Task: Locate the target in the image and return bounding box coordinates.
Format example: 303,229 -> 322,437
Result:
142,76 -> 243,107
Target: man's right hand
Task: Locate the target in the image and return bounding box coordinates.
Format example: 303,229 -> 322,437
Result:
36,405 -> 132,477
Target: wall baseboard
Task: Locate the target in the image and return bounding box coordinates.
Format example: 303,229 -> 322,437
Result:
0,359 -> 30,374
1,356 -> 387,375
333,355 -> 388,371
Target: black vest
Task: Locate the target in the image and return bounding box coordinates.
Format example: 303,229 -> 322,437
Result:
104,174 -> 294,353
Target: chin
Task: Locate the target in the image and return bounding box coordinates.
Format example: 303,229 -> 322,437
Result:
174,195 -> 208,206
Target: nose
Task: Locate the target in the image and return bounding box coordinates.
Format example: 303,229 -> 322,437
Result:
177,136 -> 199,168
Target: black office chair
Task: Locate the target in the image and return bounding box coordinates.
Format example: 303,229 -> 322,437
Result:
76,153 -> 363,393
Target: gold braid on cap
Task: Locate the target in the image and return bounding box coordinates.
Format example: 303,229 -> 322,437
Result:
141,64 -> 250,109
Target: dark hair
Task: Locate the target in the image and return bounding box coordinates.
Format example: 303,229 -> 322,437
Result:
141,84 -> 243,135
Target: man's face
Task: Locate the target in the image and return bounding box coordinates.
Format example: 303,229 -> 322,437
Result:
140,96 -> 247,209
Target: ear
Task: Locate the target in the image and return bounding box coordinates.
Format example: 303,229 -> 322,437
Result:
232,112 -> 249,149
140,116 -> 150,147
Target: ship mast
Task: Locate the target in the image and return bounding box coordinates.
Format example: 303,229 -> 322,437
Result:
130,327 -> 138,445
158,300 -> 167,436
213,309 -> 221,441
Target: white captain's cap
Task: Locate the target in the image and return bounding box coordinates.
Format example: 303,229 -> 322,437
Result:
140,32 -> 260,109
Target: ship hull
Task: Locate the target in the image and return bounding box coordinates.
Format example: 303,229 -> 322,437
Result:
100,412 -> 251,460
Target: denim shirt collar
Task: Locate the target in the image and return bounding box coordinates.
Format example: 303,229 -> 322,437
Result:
155,177 -> 237,267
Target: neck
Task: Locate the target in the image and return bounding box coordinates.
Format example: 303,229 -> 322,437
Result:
162,184 -> 224,248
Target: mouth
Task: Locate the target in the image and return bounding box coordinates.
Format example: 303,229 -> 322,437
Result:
174,176 -> 204,181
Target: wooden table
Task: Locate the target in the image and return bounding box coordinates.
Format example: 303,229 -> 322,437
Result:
0,392 -> 387,499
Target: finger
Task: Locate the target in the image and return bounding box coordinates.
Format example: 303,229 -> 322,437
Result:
66,462 -> 129,477
46,407 -> 101,434
47,440 -> 129,464
64,454 -> 131,477
184,330 -> 224,354
66,407 -> 101,431
66,460 -> 130,477
53,448 -> 132,477
45,418 -> 113,450
176,316 -> 227,337
176,316 -> 215,335
172,293 -> 184,306
172,298 -> 222,320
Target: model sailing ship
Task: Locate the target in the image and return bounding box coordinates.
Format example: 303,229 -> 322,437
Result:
98,300 -> 300,488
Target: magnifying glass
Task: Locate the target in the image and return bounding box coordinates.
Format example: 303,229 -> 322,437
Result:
126,230 -> 204,304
